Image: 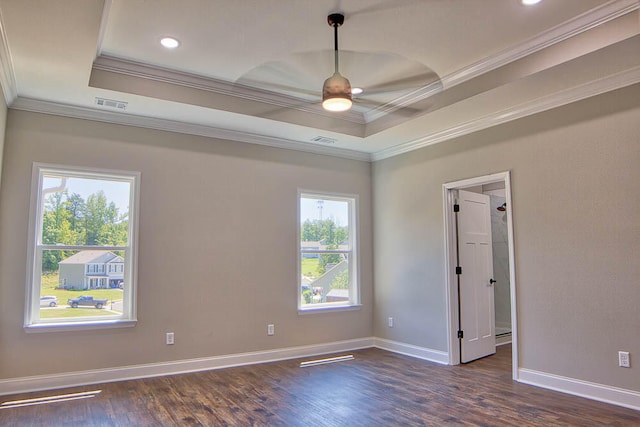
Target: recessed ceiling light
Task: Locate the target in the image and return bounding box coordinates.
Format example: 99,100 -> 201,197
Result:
160,37 -> 180,49
351,87 -> 363,95
521,0 -> 541,5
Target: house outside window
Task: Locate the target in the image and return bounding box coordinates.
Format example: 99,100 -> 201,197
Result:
25,164 -> 140,331
62,250 -> 125,289
298,191 -> 359,311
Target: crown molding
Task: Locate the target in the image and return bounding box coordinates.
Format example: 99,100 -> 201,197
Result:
13,59 -> 640,165
0,5 -> 17,105
441,0 -> 639,90
371,66 -> 640,161
355,0 -> 640,118
95,0 -> 113,57
10,97 -> 372,162
363,80 -> 444,123
4,1 -> 637,163
340,0 -> 640,124
93,55 -> 367,125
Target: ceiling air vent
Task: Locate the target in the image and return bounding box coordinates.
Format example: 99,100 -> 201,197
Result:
95,97 -> 128,111
310,136 -> 337,144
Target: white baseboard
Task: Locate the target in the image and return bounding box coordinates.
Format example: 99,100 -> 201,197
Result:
373,338 -> 450,365
496,334 -> 512,346
4,338 -> 638,413
0,337 -> 375,396
518,368 -> 640,411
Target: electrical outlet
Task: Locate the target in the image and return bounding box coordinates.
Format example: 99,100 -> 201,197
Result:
267,324 -> 275,336
166,332 -> 175,345
618,351 -> 630,368
388,317 -> 394,328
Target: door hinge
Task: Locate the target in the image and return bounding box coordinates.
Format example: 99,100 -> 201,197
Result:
455,266 -> 462,275
453,204 -> 460,212
457,330 -> 464,339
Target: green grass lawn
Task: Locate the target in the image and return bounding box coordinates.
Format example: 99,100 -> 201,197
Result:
37,273 -> 123,320
41,273 -> 124,303
301,258 -> 322,277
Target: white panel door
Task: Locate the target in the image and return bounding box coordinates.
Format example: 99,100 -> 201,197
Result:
458,190 -> 496,363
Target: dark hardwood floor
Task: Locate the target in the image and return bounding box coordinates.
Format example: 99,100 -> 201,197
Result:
1,344 -> 639,426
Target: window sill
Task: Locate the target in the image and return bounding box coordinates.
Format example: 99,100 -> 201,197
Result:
298,304 -> 362,315
24,319 -> 137,333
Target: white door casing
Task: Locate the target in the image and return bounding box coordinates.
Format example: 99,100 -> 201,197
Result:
457,189 -> 496,363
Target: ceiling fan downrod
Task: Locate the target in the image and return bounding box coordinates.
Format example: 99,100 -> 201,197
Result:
328,13 -> 344,73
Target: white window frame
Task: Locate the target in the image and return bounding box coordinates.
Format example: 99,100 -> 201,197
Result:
24,163 -> 140,332
297,190 -> 360,313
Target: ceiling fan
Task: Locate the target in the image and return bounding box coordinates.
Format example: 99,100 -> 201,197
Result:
321,13 -> 354,112
235,11 -> 442,120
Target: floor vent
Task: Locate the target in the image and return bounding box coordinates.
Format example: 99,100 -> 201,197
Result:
300,354 -> 354,368
1,390 -> 101,409
95,97 -> 128,111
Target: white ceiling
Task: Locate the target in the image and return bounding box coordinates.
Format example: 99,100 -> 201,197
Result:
1,0 -> 639,161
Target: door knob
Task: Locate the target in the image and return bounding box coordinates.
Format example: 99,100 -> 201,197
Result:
489,278 -> 497,284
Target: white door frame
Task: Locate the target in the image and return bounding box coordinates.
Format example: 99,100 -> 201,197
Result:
442,171 -> 519,379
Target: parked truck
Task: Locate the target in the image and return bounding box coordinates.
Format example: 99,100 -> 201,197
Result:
67,295 -> 108,309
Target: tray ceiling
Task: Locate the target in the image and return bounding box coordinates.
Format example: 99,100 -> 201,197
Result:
1,0 -> 639,160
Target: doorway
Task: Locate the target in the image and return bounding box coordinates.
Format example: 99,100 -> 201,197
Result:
443,172 -> 518,378
483,182 -> 512,344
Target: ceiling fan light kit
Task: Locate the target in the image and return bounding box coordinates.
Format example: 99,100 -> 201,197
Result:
322,71 -> 352,112
322,13 -> 353,112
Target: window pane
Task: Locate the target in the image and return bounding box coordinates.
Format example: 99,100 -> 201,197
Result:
300,253 -> 350,307
39,249 -> 125,320
40,174 -> 131,246
28,166 -> 138,329
299,193 -> 354,309
300,197 -> 350,244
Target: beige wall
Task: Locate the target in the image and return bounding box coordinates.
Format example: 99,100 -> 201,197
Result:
0,84 -> 7,190
0,110 -> 373,379
373,84 -> 640,391
1,84 -> 638,394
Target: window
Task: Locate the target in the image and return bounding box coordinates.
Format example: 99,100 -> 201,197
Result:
298,191 -> 359,311
108,263 -> 123,273
25,164 -> 140,330
87,264 -> 105,273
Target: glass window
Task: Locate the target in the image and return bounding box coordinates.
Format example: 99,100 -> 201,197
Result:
299,192 -> 358,310
25,164 -> 140,330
